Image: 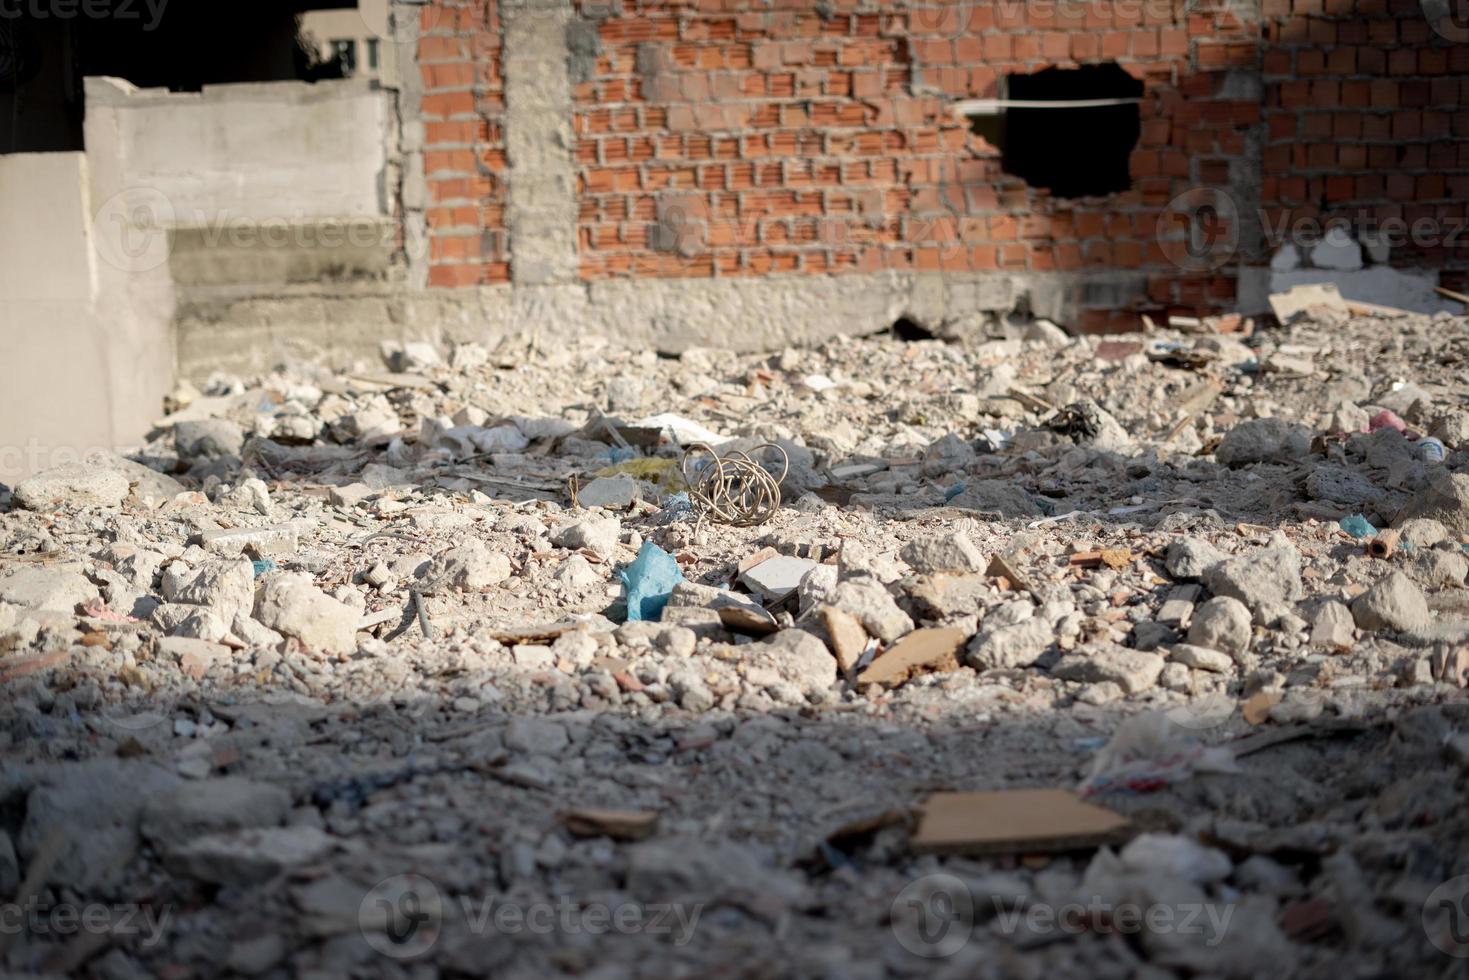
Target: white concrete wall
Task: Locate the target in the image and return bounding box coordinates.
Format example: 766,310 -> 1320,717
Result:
0,153 -> 175,483
84,76 -> 391,225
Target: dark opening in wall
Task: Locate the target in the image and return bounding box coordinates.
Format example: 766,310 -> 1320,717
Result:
975,63 -> 1143,200
891,316 -> 935,342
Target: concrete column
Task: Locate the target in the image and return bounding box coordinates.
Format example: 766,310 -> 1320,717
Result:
501,0 -> 580,287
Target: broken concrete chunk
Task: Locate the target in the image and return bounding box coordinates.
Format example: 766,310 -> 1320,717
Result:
1309,600 -> 1356,648
739,555 -> 819,602
575,475 -> 639,510
174,418 -> 245,461
12,460 -> 130,510
421,542 -> 512,592
199,524 -> 299,558
1215,418 -> 1313,467
947,480 -> 1042,518
253,572 -> 360,655
166,558 -> 257,624
1169,643 -> 1236,673
1165,536 -> 1225,580
746,628 -> 838,691
552,517 -> 621,559
141,778 -> 292,844
1052,644 -> 1165,694
0,565 -> 100,613
817,605 -> 867,676
1201,536 -> 1302,613
900,531 -> 986,574
158,636 -> 232,680
829,577 -> 914,644
1187,596 -> 1253,657
165,826 -> 336,886
1350,571 -> 1429,633
965,616 -> 1053,670
855,626 -> 965,689
1394,472 -> 1469,534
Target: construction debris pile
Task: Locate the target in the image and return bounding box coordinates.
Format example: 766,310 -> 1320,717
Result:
3,303 -> 1469,976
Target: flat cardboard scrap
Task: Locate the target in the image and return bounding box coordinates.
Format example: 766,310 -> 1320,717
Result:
560,807 -> 659,841
855,627 -> 966,689
911,789 -> 1132,856
1269,282 -> 1348,322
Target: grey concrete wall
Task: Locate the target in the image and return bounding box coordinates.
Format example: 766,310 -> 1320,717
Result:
83,76 -> 398,294
0,152 -> 175,483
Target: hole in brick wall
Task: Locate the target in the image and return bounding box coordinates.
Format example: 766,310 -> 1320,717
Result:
891,316 -> 936,342
989,63 -> 1143,200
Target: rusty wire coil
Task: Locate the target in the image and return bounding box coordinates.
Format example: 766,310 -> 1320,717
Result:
680,442 -> 788,527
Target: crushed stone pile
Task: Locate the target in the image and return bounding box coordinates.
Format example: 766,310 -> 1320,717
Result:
3,310 -> 1469,976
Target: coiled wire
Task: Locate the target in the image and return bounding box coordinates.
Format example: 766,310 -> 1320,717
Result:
680,442 -> 788,527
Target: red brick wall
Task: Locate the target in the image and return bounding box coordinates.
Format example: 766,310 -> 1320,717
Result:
412,0 -> 1469,328
419,0 -> 510,287
1260,0 -> 1469,287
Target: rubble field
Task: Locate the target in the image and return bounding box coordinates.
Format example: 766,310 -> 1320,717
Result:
3,306 -> 1469,978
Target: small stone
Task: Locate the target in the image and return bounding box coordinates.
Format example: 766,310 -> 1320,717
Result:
1169,643 -> 1236,673
141,778 -> 292,843
552,518 -> 621,559
253,573 -> 360,655
422,543 -> 512,592
829,577 -> 914,643
174,418 -> 245,461
1216,418 -> 1313,467
1309,601 -> 1356,648
1052,644 -> 1165,694
901,532 -> 986,574
576,475 -> 639,510
1165,537 -> 1225,580
505,717 -> 569,756
1187,596 -> 1253,656
1351,571 -> 1429,632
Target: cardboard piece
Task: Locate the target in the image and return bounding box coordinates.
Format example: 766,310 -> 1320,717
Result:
910,788 -> 1132,856
1269,282 -> 1348,322
855,627 -> 966,689
560,808 -> 659,841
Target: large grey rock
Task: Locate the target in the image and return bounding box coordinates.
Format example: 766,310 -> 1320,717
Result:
174,418 -> 245,462
1052,644 -> 1165,694
421,542 -> 512,592
1216,418 -> 1312,467
948,480 -> 1042,518
165,826 -> 336,886
13,461 -> 129,510
1165,537 -> 1225,580
141,778 -> 292,844
253,573 -> 359,655
746,628 -> 837,690
1407,548 -> 1469,590
901,531 -> 986,574
552,517 -> 620,559
1305,465 -> 1384,508
1395,472 -> 1469,534
0,565 -> 99,613
829,577 -> 914,643
1201,535 -> 1302,613
20,760 -> 182,891
165,558 -> 256,624
1187,596 -> 1252,657
965,615 -> 1053,670
1351,572 -> 1429,632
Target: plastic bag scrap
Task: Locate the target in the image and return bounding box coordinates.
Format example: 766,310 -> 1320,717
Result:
634,413 -> 729,447
617,541 -> 684,622
1079,712 -> 1239,797
1339,514 -> 1376,539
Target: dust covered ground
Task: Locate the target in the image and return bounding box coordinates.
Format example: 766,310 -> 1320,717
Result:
3,308 -> 1469,978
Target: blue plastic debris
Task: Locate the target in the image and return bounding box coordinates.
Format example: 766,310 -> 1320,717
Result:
617,541 -> 683,622
1339,514 -> 1376,539
598,445 -> 638,465
944,482 -> 966,502
252,559 -> 277,577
